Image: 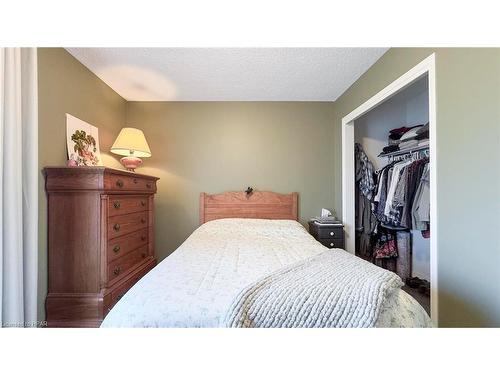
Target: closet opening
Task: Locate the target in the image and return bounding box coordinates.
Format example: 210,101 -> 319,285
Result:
354,75 -> 430,314
341,54 -> 437,323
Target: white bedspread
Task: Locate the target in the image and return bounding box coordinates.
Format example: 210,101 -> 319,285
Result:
101,219 -> 432,328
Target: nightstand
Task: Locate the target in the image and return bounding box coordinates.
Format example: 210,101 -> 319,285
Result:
309,221 -> 345,250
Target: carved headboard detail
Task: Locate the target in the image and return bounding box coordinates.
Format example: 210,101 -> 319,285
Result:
199,190 -> 298,224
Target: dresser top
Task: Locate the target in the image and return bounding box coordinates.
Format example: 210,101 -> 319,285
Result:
43,166 -> 159,180
44,166 -> 159,193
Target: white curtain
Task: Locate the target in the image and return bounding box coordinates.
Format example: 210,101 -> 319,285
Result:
0,48 -> 38,327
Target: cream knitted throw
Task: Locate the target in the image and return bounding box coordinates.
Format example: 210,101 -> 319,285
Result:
223,249 -> 403,328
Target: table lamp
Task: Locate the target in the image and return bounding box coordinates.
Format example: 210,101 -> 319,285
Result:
110,127 -> 151,171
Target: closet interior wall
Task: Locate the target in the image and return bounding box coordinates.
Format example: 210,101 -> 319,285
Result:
354,76 -> 430,280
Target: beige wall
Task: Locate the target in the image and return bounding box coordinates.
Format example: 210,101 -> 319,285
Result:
331,48 -> 500,327
37,48 -> 126,319
126,102 -> 336,262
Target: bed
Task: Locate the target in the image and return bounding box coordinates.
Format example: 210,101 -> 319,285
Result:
101,191 -> 432,328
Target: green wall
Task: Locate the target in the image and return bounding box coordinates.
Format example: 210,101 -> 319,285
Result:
331,48 -> 500,327
37,48 -> 126,320
126,102 -> 336,262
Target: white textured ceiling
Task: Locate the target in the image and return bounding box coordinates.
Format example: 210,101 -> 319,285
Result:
66,48 -> 388,101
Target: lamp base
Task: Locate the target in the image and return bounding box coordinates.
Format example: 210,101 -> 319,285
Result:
120,156 -> 143,172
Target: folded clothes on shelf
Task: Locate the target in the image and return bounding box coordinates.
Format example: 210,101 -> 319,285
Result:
417,139 -> 429,147
382,145 -> 399,153
379,123 -> 430,156
416,122 -> 429,134
400,125 -> 424,141
415,131 -> 429,140
399,139 -> 419,150
388,138 -> 401,146
389,125 -> 420,136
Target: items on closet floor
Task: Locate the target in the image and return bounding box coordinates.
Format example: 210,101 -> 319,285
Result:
402,284 -> 430,315
402,277 -> 431,315
406,277 -> 430,297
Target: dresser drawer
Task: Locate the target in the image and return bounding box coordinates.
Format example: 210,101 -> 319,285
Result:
107,228 -> 148,263
316,226 -> 344,239
319,239 -> 344,249
108,211 -> 148,240
104,173 -> 156,192
106,260 -> 155,313
109,280 -> 131,311
108,195 -> 149,217
107,244 -> 149,283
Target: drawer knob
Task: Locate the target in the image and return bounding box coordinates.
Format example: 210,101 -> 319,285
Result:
113,223 -> 120,231
330,231 -> 335,236
330,243 -> 334,247
141,235 -> 146,241
141,218 -> 146,224
133,178 -> 138,184
146,182 -> 152,189
141,200 -> 146,207
116,179 -> 124,188
113,245 -> 120,253
113,201 -> 121,209
113,267 -> 121,276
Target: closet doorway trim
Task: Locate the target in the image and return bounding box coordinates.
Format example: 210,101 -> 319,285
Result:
341,53 -> 438,324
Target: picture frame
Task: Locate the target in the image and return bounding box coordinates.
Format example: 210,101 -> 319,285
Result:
66,113 -> 103,166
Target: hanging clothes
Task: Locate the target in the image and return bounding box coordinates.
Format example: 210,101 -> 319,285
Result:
363,124 -> 430,278
372,226 -> 398,259
354,143 -> 377,258
401,158 -> 427,228
371,155 -> 429,230
395,231 -> 412,281
412,163 -> 430,230
385,159 -> 413,223
373,163 -> 392,224
355,143 -> 375,200
355,185 -> 378,258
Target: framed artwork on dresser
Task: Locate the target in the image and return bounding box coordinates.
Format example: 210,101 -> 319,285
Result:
66,113 -> 103,166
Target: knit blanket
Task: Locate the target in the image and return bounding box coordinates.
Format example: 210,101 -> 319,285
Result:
223,249 -> 403,328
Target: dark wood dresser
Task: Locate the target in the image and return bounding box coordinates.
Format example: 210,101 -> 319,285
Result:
44,167 -> 159,327
308,221 -> 345,249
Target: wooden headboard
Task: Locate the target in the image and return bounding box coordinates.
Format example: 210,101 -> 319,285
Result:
199,191 -> 298,224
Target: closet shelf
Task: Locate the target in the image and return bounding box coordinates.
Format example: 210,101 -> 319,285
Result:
378,144 -> 429,158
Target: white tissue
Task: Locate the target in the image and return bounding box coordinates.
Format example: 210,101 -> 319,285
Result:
321,208 -> 332,218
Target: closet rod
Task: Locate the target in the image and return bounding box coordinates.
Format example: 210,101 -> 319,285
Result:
378,145 -> 429,158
